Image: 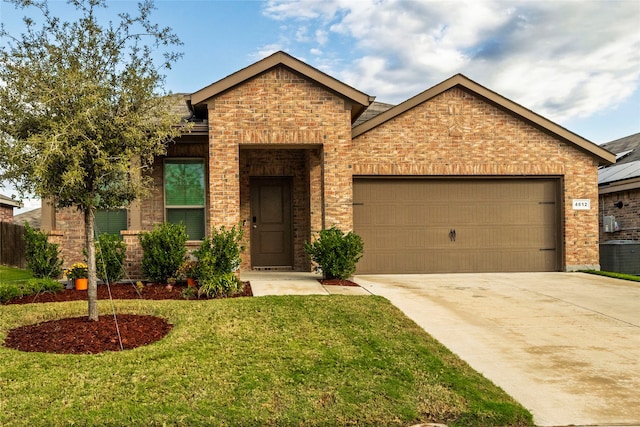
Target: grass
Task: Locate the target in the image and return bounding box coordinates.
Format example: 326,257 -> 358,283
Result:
0,266 -> 63,303
0,295 -> 533,426
582,269 -> 640,282
0,265 -> 34,282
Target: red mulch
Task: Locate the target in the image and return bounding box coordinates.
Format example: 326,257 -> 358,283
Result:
2,282 -> 252,355
4,314 -> 172,354
5,281 -> 252,304
319,278 -> 359,286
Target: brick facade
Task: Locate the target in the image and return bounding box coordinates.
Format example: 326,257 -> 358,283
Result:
0,205 -> 14,223
47,53 -> 609,277
352,88 -> 601,271
599,189 -> 640,242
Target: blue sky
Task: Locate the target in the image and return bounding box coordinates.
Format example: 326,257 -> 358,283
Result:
2,0 -> 640,211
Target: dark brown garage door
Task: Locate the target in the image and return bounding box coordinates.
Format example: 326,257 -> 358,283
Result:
353,178 -> 561,274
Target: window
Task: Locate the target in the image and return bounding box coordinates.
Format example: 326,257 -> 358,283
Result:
164,159 -> 205,240
94,209 -> 127,237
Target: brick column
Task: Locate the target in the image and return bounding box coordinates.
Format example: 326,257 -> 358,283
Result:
121,230 -> 143,280
209,106 -> 241,230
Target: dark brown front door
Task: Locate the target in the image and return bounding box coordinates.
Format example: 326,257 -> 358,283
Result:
250,177 -> 293,267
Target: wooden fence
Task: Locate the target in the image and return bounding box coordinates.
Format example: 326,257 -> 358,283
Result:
0,222 -> 26,268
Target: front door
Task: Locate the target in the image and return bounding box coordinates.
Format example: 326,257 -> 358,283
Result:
250,177 -> 293,267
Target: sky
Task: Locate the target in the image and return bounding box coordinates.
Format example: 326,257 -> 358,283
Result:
1,0 -> 640,212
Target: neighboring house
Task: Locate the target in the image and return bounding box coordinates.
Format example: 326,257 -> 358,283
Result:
41,51 -> 614,278
13,208 -> 42,229
598,132 -> 640,241
0,194 -> 21,223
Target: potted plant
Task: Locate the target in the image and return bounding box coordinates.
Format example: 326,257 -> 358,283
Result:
177,259 -> 199,287
65,262 -> 88,290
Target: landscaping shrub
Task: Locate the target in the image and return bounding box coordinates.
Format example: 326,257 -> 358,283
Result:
24,222 -> 63,279
194,225 -> 244,297
139,223 -> 187,283
0,282 -> 22,303
304,226 -> 364,280
0,278 -> 63,303
95,233 -> 126,283
197,272 -> 242,298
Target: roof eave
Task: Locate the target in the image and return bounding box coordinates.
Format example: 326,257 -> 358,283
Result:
352,74 -> 616,165
599,176 -> 640,194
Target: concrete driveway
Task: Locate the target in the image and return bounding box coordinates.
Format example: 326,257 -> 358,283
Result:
355,272 -> 640,427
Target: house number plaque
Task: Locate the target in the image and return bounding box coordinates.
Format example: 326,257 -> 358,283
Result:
572,199 -> 591,210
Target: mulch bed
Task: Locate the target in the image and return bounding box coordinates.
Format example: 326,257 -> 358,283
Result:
319,278 -> 359,286
4,314 -> 172,354
2,282 -> 252,355
4,281 -> 253,305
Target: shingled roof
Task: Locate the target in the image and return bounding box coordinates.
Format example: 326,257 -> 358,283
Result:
599,132 -> 640,188
600,132 -> 640,165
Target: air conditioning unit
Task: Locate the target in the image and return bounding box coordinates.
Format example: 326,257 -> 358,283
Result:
600,240 -> 640,274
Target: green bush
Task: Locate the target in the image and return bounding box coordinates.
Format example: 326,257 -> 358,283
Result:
197,272 -> 242,298
139,223 -> 187,283
304,226 -> 364,280
194,225 -> 244,297
0,283 -> 23,303
25,277 -> 64,294
0,278 -> 63,303
95,233 -> 126,283
24,222 -> 63,278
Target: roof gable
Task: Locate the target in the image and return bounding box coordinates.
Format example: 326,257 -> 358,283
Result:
190,51 -> 374,123
352,74 -> 615,165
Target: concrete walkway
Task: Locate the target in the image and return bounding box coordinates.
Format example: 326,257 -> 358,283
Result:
356,273 -> 640,427
240,271 -> 640,427
241,271 -> 370,296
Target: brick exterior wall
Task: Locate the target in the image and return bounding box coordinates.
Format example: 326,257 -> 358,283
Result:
599,188 -> 640,242
49,69 -> 603,276
0,205 -> 14,223
352,88 -> 601,271
49,141 -> 207,278
207,66 -> 352,270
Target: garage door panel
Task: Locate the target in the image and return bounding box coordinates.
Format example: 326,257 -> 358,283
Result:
354,178 -> 560,274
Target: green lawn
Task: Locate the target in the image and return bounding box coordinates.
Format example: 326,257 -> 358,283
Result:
0,295 -> 532,426
0,265 -> 34,282
582,269 -> 640,282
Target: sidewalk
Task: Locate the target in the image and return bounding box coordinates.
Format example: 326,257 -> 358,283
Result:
241,271 -> 370,296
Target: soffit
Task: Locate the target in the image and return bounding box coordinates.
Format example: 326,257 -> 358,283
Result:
352,74 -> 615,165
189,51 -> 374,123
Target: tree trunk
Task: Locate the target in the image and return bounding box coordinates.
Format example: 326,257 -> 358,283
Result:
84,208 -> 98,321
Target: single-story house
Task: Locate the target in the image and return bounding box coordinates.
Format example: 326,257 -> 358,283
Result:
42,51 -> 615,278
0,194 -> 20,223
598,132 -> 640,241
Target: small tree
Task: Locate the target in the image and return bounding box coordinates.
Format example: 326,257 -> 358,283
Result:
0,0 -> 186,320
304,226 -> 364,280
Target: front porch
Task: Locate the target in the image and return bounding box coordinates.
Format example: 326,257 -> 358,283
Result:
238,146 -> 323,272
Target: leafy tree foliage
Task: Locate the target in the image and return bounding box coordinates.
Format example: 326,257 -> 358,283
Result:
0,0 -> 187,320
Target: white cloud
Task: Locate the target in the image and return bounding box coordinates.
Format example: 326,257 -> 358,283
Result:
263,0 -> 640,123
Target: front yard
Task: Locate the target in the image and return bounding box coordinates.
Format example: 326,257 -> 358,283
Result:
0,267 -> 532,426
